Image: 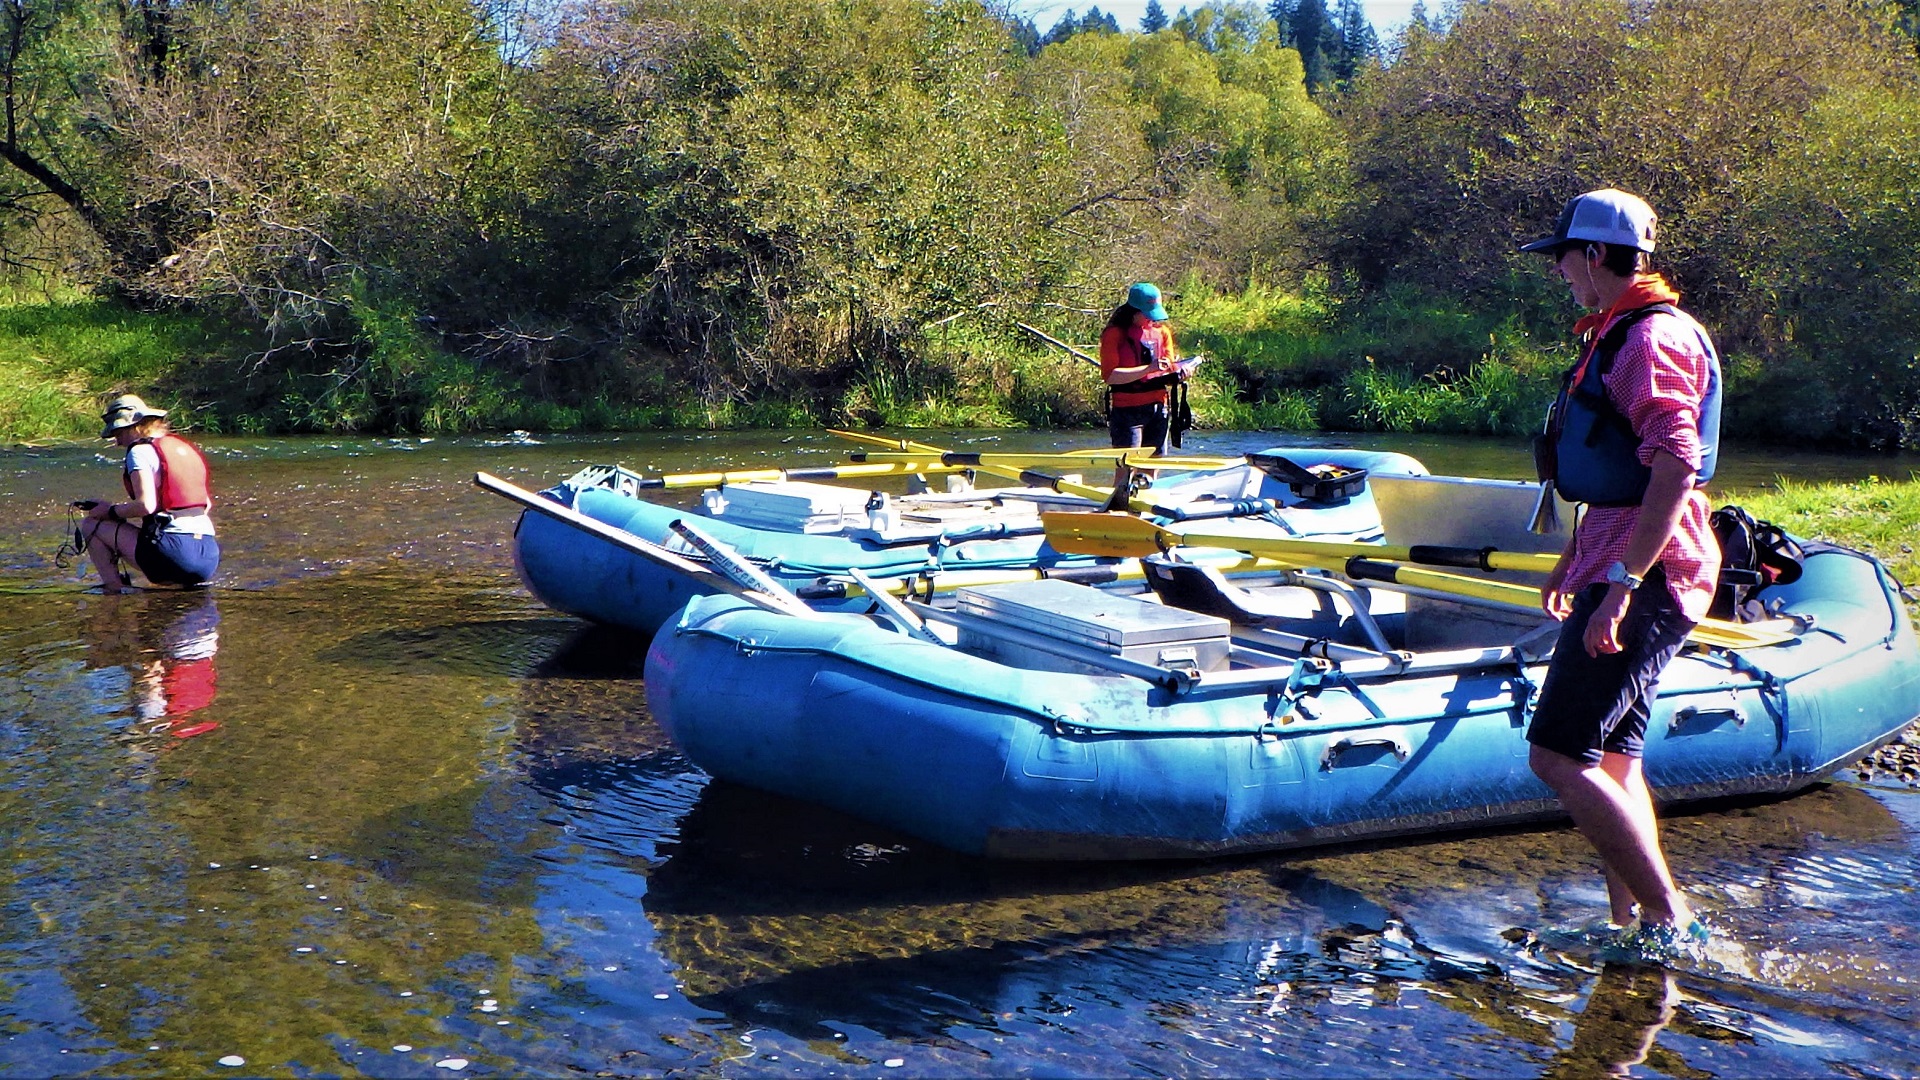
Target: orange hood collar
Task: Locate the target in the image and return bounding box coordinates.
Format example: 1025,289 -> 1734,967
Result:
1574,274 -> 1681,338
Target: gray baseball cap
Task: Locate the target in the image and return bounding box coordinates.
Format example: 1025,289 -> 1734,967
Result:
1520,188 -> 1658,253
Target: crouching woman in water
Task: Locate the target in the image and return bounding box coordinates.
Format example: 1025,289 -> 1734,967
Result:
80,395 -> 220,594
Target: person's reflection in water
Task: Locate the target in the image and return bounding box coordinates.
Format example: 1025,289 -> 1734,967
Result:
86,593 -> 222,744
1543,964 -> 1679,1079
139,593 -> 220,738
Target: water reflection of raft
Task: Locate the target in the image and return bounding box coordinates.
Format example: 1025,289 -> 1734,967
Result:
643,475 -> 1920,861
510,447 -> 1419,636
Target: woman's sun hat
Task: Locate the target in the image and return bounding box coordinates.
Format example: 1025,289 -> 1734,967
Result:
101,394 -> 168,438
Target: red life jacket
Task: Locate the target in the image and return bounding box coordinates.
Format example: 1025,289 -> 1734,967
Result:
1102,322 -> 1178,408
123,433 -> 213,512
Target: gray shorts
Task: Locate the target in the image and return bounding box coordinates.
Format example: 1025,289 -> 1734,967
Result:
1526,570 -> 1695,765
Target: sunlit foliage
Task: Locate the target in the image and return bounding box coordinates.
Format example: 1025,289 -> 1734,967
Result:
0,0 -> 1915,445
1337,0 -> 1920,447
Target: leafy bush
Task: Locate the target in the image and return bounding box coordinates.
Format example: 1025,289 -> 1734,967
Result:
1712,83 -> 1920,449
1,0 -> 1915,448
1334,0 -> 1918,447
1168,278 -> 1563,435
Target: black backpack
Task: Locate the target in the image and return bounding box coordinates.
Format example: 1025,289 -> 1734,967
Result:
1709,505 -> 1806,621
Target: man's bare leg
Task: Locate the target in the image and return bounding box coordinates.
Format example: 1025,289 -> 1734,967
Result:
1599,752 -> 1688,926
1531,744 -> 1692,928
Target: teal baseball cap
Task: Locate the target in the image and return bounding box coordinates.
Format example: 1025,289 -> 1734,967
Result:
1126,282 -> 1169,322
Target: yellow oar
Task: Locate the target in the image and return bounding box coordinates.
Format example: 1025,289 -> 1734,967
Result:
635,432 -> 1222,491
825,429 -> 1238,471
631,461 -> 964,490
827,429 -> 1162,513
848,450 -> 1241,472
827,428 -> 950,454
1041,511 -> 1561,571
1041,512 -> 1797,650
1309,555 -> 1795,649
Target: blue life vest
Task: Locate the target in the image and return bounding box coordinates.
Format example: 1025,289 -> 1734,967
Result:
1541,303 -> 1720,507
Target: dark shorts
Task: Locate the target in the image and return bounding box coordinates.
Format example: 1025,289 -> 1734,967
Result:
136,528 -> 221,587
1109,400 -> 1169,454
1526,569 -> 1695,766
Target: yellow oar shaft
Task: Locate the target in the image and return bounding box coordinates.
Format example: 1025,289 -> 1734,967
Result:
1341,558 -> 1546,606
826,428 -> 948,454
825,429 -> 1165,510
852,450 -> 1239,472
990,463 -> 1167,513
1333,556 -> 1791,648
1172,530 -> 1561,573
825,429 -> 1224,517
640,461 -> 958,489
1041,512 -> 1560,572
1037,512 -> 1788,648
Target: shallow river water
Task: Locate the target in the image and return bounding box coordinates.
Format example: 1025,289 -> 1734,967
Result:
1,429 -> 1916,1078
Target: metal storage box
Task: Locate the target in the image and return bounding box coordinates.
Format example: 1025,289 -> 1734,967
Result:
704,480 -> 880,534
953,579 -> 1230,675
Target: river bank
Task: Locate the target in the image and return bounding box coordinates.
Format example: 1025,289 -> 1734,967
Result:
9,288 -> 1920,455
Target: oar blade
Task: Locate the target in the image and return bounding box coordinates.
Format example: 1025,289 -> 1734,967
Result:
1041,511 -> 1166,557
667,518 -> 821,620
1687,616 -> 1801,650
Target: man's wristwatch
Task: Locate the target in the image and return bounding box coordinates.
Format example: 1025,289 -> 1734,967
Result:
1605,560 -> 1643,591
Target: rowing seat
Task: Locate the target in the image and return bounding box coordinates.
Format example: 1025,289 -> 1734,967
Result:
1141,556 -> 1398,649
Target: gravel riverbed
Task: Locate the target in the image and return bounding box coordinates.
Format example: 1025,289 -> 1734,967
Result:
1857,720 -> 1920,786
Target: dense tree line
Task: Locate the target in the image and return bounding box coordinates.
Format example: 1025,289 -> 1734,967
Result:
1337,0 -> 1920,448
1,0 -> 1916,446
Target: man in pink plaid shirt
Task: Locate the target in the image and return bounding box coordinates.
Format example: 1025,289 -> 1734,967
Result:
1519,189 -> 1722,942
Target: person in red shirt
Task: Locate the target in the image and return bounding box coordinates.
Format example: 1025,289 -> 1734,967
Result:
1519,189 -> 1722,944
1099,282 -> 1183,453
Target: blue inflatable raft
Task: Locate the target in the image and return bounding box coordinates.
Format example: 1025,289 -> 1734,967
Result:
512,448 -> 1423,636
643,488 -> 1920,860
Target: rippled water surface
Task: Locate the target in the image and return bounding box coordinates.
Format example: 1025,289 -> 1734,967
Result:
1,430 -> 1915,1077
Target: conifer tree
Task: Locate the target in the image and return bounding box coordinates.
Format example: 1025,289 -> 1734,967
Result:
1142,0 -> 1168,33
1008,15 -> 1042,54
1268,0 -> 1294,43
1288,0 -> 1329,90
1043,9 -> 1079,46
1329,0 -> 1378,85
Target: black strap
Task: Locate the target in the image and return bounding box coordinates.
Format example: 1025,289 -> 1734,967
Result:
1590,303 -> 1680,379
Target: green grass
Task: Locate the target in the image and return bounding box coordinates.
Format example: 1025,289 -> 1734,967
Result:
1161,277 -> 1572,436
0,297 -> 253,442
